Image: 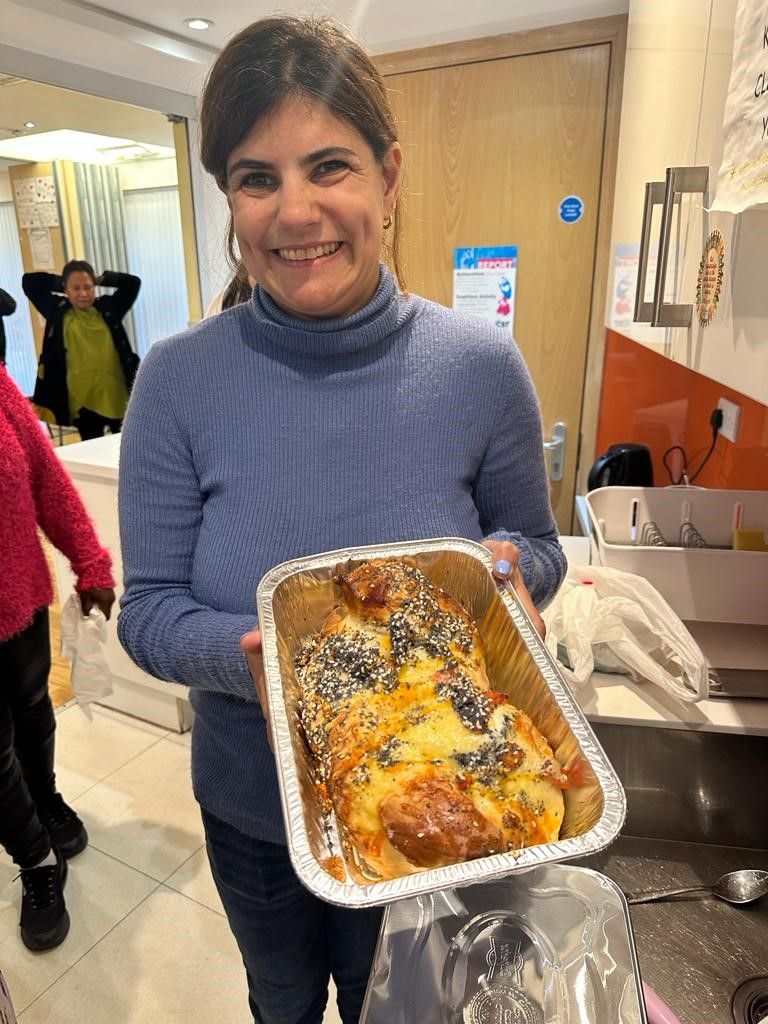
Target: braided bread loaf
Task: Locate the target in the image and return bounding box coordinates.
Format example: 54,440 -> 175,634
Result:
296,558 -> 566,881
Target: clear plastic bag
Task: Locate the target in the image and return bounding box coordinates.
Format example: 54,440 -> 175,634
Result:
0,967 -> 18,1024
542,566 -> 708,702
60,593 -> 114,718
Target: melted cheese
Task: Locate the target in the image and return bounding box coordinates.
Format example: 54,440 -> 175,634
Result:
296,558 -> 565,881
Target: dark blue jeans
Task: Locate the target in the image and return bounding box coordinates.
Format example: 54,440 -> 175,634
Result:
201,808 -> 383,1024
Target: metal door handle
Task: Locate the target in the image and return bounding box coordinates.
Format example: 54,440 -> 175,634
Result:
633,180 -> 665,324
543,422 -> 566,482
652,165 -> 709,327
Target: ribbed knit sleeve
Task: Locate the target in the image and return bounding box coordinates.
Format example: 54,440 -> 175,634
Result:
117,343 -> 256,699
0,366 -> 114,593
474,341 -> 566,606
114,273 -> 567,841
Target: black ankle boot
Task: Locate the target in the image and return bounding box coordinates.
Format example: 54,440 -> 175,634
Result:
19,849 -> 69,951
36,793 -> 88,858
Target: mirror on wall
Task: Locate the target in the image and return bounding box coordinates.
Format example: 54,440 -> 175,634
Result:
0,74 -> 193,395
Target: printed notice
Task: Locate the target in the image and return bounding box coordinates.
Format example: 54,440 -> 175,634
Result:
453,246 -> 517,330
711,0 -> 768,212
29,227 -> 55,270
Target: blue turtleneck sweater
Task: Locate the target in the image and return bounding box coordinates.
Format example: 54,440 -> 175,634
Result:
117,268 -> 565,842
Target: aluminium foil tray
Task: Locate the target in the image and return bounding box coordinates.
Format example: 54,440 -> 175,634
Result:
256,537 -> 625,907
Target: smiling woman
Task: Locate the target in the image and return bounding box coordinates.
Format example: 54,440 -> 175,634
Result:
116,15 -> 566,1024
223,98 -> 402,320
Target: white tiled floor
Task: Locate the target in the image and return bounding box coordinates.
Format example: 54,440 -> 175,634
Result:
0,703 -> 343,1023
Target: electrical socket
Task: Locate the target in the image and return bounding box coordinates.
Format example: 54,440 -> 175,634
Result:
717,396 -> 741,443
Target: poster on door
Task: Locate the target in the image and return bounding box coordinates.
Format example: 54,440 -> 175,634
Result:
711,0 -> 768,212
452,246 -> 517,331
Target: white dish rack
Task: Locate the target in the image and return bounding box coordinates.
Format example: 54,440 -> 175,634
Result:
584,487 -> 768,674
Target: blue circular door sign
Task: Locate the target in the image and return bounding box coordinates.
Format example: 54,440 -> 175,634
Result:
558,195 -> 584,223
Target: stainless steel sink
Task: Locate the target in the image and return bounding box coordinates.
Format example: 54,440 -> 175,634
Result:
592,722 -> 768,848
575,723 -> 768,1024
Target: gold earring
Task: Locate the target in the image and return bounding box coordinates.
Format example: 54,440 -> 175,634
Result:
383,214 -> 393,230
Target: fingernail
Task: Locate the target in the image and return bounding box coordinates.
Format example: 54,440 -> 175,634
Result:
494,559 -> 512,576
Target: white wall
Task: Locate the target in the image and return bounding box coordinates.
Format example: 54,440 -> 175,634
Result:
0,170 -> 11,203
606,0 -> 768,405
118,157 -> 178,191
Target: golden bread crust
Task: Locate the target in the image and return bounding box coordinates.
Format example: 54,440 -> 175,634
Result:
296,558 -> 565,881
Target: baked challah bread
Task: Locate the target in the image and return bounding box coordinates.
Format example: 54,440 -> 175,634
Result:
296,558 -> 567,881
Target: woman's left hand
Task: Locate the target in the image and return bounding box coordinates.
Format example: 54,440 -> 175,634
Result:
240,628 -> 273,750
482,540 -> 545,639
79,587 -> 116,620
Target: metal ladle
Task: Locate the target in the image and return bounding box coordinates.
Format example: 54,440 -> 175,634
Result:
626,869 -> 768,906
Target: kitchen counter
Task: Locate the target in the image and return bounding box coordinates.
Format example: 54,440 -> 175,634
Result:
557,534 -> 768,737
577,837 -> 768,1024
54,433 -> 192,731
53,436 -> 768,735
581,708 -> 768,1023
575,671 -> 768,736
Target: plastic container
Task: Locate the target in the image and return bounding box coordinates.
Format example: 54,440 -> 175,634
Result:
585,487 -> 768,625
585,488 -> 768,672
360,864 -> 648,1023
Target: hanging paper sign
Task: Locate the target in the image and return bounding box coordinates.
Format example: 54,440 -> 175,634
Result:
452,246 -> 517,330
696,229 -> 725,326
711,0 -> 768,212
610,244 -> 640,330
28,227 -> 55,270
558,195 -> 584,223
610,243 -> 663,331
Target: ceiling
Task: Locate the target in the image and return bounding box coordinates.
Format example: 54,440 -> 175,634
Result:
0,76 -> 174,147
1,0 -> 628,99
77,0 -> 625,55
0,0 -> 627,171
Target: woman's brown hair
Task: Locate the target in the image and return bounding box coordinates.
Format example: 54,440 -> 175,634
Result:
199,16 -> 405,289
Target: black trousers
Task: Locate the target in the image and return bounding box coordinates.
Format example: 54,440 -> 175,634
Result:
74,407 -> 123,441
0,609 -> 56,867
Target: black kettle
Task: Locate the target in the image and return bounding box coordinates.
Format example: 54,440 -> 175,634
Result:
587,443 -> 654,490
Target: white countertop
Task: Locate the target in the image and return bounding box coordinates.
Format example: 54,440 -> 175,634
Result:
574,670 -> 768,735
55,432 -> 120,479
54,439 -> 768,735
557,535 -> 768,735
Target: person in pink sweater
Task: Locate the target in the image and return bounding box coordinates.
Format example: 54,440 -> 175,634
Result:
0,363 -> 115,951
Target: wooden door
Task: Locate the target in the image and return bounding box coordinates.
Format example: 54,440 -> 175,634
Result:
384,43 -> 611,531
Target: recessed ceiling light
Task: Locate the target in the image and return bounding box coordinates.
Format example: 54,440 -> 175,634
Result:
0,129 -> 175,165
184,17 -> 213,30
24,121 -> 37,129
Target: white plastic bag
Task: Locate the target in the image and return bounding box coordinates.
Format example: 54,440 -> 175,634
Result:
60,593 -> 114,718
542,565 -> 708,702
0,967 -> 18,1024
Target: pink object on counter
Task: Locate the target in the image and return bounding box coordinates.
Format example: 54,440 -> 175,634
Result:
643,981 -> 682,1024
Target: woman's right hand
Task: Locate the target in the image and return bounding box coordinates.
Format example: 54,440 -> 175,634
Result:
240,628 -> 272,745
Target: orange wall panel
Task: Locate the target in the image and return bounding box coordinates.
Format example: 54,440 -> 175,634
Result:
595,329 -> 768,489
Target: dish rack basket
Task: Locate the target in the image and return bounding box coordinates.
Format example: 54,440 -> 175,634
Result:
584,487 -> 768,672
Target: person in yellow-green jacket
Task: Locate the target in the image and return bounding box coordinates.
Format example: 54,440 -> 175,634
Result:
23,261 -> 140,440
